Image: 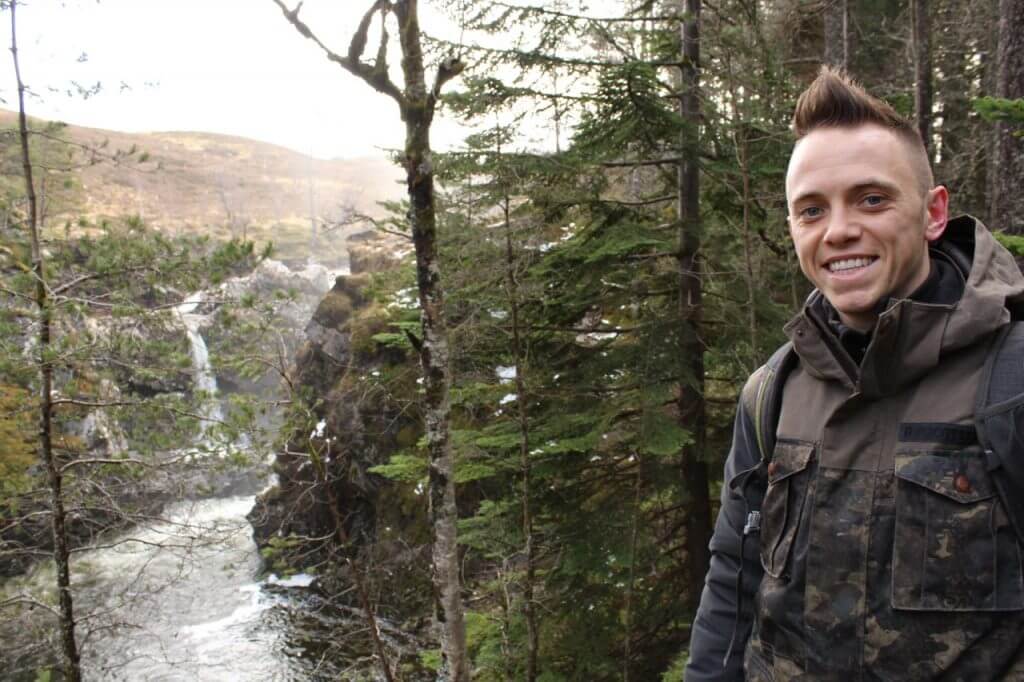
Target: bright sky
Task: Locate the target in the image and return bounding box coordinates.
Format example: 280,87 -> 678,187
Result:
0,0 -> 471,160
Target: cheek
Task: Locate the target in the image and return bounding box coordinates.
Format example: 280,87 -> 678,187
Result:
792,237 -> 817,272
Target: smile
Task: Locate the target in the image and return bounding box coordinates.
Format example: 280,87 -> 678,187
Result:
826,257 -> 877,273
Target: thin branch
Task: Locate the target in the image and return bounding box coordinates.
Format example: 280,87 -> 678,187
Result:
59,457 -> 156,474
600,156 -> 683,167
0,594 -> 61,618
270,0 -> 405,106
51,265 -> 159,296
430,56 -> 466,109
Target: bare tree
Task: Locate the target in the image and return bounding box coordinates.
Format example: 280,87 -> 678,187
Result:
9,3 -> 82,679
270,2 -> 470,678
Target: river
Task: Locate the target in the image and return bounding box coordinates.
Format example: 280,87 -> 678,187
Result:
75,493 -> 336,680
0,479 -> 396,680
2,285 -> 394,680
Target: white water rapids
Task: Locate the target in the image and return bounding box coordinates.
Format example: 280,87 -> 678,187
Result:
77,496 -> 318,681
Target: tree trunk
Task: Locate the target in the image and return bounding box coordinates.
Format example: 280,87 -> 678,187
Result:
911,0 -> 933,153
391,4 -> 470,678
992,0 -> 1024,233
10,3 -> 82,680
271,2 -> 470,675
823,0 -> 848,70
503,190 -> 539,682
677,0 -> 712,615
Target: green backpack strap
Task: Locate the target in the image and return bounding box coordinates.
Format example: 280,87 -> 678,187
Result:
741,342 -> 799,464
975,321 -> 1024,545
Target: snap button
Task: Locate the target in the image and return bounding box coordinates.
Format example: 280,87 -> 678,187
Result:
954,474 -> 971,494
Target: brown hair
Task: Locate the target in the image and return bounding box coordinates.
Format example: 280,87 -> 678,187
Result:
792,66 -> 934,192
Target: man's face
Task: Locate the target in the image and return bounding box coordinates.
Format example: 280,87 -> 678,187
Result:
785,124 -> 949,331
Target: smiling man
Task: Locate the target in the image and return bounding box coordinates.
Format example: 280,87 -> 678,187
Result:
685,67 -> 1024,680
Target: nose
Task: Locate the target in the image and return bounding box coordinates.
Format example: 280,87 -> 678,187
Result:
822,206 -> 861,245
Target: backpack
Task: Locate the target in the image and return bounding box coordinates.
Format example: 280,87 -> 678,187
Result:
747,321 -> 1024,545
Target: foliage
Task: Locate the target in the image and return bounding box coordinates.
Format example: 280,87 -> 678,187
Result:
994,232 -> 1024,258
0,382 -> 36,504
974,97 -> 1024,129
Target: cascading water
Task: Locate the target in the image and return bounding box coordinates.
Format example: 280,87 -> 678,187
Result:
2,285 -> 416,680
175,293 -> 224,432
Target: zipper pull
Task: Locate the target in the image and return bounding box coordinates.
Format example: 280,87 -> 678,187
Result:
744,510 -> 761,536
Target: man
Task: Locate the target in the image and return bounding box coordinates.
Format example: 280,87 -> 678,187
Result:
685,67 -> 1024,680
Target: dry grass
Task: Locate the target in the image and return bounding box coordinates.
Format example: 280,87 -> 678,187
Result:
0,109 -> 405,262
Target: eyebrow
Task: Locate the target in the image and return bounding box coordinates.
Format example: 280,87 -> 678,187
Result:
848,179 -> 901,197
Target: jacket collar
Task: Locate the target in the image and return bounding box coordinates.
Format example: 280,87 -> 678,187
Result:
784,215 -> 1024,398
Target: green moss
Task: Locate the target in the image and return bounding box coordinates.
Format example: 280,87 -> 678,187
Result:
347,303 -> 392,355
313,290 -> 355,329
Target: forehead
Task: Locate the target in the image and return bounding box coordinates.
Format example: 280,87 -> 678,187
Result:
785,124 -> 918,201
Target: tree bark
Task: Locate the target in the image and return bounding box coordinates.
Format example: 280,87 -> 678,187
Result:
502,188 -> 539,682
390,4 -> 470,679
911,0 -> 933,153
823,0 -> 848,70
992,0 -> 1024,233
10,3 -> 82,680
271,1 -> 470,677
676,0 -> 712,615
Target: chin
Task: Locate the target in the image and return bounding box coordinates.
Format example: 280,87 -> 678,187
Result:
828,295 -> 880,323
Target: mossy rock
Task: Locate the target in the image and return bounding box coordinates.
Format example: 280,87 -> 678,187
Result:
312,273 -> 372,330
313,290 -> 355,330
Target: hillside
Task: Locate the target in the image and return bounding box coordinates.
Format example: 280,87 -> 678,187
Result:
0,109 -> 405,263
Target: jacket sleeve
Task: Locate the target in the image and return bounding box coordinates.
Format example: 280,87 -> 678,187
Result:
684,386 -> 766,681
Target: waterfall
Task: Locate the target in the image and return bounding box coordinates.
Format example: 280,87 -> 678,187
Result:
176,293 -> 223,431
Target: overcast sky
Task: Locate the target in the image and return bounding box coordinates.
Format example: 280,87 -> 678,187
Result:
0,0 -> 472,159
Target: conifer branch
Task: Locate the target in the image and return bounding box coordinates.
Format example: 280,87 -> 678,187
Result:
487,1 -> 684,23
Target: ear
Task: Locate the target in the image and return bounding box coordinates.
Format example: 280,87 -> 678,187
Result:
923,185 -> 949,243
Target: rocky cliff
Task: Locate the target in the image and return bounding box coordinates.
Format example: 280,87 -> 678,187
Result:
247,234 -> 432,618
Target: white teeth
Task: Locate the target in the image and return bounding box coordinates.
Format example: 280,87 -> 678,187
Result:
827,257 -> 875,272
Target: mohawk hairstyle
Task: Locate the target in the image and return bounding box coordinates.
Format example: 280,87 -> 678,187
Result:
793,66 -> 918,143
792,65 -> 933,191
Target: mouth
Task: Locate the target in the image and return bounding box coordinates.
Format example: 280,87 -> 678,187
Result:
825,256 -> 878,274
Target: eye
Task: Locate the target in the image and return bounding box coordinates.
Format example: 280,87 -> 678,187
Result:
862,194 -> 886,207
798,206 -> 824,221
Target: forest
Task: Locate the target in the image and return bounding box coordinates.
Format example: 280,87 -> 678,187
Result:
1,0 -> 1023,680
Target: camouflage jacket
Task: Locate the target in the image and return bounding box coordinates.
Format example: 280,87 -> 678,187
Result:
687,216 -> 1024,681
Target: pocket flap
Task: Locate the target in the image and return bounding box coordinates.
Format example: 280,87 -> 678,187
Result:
895,453 -> 996,503
769,441 -> 814,484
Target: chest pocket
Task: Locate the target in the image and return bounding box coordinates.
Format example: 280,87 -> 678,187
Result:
760,441 -> 814,579
893,451 -> 1024,611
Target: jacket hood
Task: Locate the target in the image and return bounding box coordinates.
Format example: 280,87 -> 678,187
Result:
784,215 -> 1024,398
